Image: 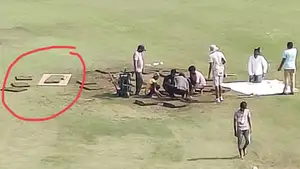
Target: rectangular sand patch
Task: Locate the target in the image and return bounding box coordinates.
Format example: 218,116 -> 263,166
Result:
162,101 -> 188,108
82,85 -> 103,90
95,69 -> 119,74
38,74 -> 72,86
1,87 -> 27,92
11,82 -> 30,88
134,99 -> 159,106
15,75 -> 32,81
44,75 -> 65,84
76,80 -> 97,85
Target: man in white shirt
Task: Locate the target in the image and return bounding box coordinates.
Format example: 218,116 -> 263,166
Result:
188,65 -> 206,94
248,47 -> 268,83
207,45 -> 226,103
277,42 -> 297,95
133,45 -> 146,95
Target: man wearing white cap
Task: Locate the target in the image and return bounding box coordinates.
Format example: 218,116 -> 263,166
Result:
208,45 -> 227,103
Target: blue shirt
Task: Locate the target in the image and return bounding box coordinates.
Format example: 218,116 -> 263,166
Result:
283,48 -> 297,70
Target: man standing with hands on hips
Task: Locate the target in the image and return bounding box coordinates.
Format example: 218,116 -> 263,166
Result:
133,45 -> 146,95
277,42 -> 297,95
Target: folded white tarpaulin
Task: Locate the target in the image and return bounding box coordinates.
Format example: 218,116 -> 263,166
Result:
221,79 -> 298,96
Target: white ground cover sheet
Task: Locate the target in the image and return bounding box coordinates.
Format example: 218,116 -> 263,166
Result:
221,79 -> 298,95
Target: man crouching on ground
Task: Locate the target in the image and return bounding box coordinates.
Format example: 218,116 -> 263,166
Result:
174,72 -> 190,99
162,69 -> 177,97
145,73 -> 163,98
208,45 -> 226,103
188,65 -> 206,95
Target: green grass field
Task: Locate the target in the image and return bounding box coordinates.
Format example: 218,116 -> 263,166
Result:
1,0 -> 300,168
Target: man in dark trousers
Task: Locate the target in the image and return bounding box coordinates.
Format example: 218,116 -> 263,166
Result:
133,45 -> 146,95
233,101 -> 253,159
162,69 -> 177,97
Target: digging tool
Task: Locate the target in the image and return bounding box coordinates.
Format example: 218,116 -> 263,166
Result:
108,72 -> 119,92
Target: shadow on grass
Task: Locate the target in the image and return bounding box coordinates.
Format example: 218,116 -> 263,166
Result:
187,155 -> 239,161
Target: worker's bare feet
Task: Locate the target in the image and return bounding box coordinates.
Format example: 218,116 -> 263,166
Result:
243,148 -> 247,156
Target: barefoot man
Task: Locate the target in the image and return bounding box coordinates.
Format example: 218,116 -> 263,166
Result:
145,73 -> 162,98
188,65 -> 206,94
234,101 -> 253,159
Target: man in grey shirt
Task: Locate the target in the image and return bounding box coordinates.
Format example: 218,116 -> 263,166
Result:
233,101 -> 253,159
174,73 -> 190,98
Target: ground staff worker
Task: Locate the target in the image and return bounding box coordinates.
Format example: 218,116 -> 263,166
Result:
208,45 -> 226,103
277,42 -> 297,95
233,101 -> 253,159
133,45 -> 146,95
